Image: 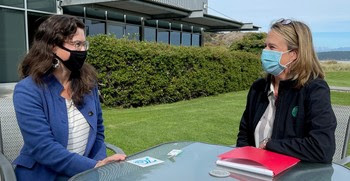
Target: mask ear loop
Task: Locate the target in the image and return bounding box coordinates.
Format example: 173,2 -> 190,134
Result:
280,50 -> 295,68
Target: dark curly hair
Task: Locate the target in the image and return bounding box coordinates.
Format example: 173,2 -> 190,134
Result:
19,15 -> 97,106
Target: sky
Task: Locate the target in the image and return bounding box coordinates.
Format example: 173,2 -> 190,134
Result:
208,0 -> 350,49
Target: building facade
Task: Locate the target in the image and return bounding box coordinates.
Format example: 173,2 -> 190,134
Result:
0,0 -> 258,83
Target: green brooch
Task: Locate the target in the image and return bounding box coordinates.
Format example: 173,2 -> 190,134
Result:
292,106 -> 298,118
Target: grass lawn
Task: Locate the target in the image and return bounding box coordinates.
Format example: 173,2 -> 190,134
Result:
331,91 -> 350,105
103,71 -> 350,166
103,90 -> 350,154
325,71 -> 350,87
103,90 -> 247,155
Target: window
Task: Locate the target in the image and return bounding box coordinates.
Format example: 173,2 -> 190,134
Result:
182,32 -> 191,46
0,0 -> 23,7
85,19 -> 106,36
192,34 -> 200,46
0,8 -> 26,83
193,27 -> 202,34
27,0 -> 56,13
125,25 -> 140,41
86,8 -> 105,19
145,20 -> 157,27
27,12 -> 48,48
192,27 -> 202,46
108,11 -> 124,22
158,20 -> 169,29
144,27 -> 156,42
62,6 -> 84,17
170,31 -> 180,45
157,29 -> 169,44
126,15 -> 141,24
171,23 -> 181,31
108,23 -> 124,39
182,25 -> 192,32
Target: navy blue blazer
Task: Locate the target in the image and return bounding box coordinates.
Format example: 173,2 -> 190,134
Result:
13,75 -> 107,180
237,76 -> 336,163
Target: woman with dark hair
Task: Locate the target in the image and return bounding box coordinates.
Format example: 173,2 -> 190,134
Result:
236,19 -> 336,163
13,15 -> 125,180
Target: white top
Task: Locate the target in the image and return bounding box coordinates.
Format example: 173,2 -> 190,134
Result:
254,83 -> 276,147
66,99 -> 90,155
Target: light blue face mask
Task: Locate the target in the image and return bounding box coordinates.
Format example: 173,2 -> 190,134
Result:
261,49 -> 292,76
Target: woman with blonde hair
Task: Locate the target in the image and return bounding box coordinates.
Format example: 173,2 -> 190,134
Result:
236,19 -> 336,163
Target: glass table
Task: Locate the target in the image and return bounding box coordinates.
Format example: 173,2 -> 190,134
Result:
69,142 -> 350,181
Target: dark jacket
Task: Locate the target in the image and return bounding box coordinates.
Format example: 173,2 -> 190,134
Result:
13,75 -> 107,180
236,76 -> 336,163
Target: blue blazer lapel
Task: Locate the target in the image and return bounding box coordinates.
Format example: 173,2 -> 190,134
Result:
46,75 -> 69,147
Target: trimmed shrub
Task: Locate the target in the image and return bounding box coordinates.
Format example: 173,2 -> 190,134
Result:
87,35 -> 261,107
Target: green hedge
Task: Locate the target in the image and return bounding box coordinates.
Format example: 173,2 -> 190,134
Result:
87,35 -> 261,107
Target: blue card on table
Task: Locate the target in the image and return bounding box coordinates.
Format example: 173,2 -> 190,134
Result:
127,156 -> 164,167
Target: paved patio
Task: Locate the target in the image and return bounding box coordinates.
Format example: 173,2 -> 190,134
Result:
330,86 -> 350,92
0,83 -> 16,118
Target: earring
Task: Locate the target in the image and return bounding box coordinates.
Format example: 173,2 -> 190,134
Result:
53,58 -> 60,69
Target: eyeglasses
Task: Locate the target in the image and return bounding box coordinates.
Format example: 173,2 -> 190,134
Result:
276,18 -> 292,25
66,40 -> 89,51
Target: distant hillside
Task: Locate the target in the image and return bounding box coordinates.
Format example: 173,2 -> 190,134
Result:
203,32 -> 245,47
317,51 -> 350,61
316,47 -> 350,52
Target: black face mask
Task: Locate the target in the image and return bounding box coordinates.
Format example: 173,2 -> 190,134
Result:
55,46 -> 87,73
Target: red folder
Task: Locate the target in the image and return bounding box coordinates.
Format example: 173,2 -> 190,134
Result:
217,146 -> 300,176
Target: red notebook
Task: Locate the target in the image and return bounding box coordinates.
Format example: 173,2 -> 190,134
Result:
217,146 -> 300,177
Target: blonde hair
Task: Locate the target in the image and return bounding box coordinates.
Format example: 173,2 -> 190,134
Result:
271,20 -> 324,88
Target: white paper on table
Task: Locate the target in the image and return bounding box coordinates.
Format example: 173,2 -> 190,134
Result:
127,156 -> 164,167
167,149 -> 182,157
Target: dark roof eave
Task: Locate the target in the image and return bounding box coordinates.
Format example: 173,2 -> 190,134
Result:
61,0 -> 260,32
239,26 -> 260,31
205,25 -> 260,32
203,14 -> 243,27
61,0 -> 192,18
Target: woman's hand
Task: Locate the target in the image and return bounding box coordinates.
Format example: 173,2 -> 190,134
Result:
259,138 -> 270,149
95,154 -> 127,168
